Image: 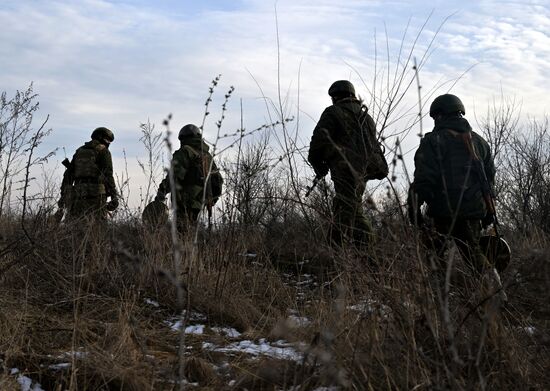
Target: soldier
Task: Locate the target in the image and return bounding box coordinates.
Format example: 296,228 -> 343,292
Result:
155,124 -> 222,234
58,127 -> 119,221
408,94 -> 496,276
308,80 -> 387,248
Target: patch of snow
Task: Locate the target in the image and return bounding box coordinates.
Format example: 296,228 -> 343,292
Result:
58,351 -> 88,360
524,326 -> 536,336
167,320 -> 205,334
203,338 -> 303,361
228,380 -> 236,386
211,326 -> 241,338
144,298 -> 160,307
184,325 -> 205,335
10,368 -> 19,375
49,363 -> 71,370
15,373 -> 44,391
164,311 -> 207,330
17,375 -> 32,391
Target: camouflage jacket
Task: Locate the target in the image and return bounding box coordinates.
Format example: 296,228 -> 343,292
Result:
308,97 -> 377,180
158,135 -> 219,210
411,116 -> 495,219
70,139 -> 117,198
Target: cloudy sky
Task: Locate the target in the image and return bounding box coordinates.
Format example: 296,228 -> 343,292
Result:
1,0 -> 549,207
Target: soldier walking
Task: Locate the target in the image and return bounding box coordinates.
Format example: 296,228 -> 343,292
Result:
58,127 -> 119,221
308,80 -> 387,248
155,124 -> 222,234
408,94 -> 506,299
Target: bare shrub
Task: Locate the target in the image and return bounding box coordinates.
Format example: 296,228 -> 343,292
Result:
0,84 -> 55,218
499,117 -> 550,233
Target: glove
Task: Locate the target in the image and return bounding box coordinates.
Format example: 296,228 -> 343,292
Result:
481,213 -> 495,229
106,197 -> 119,211
314,163 -> 329,178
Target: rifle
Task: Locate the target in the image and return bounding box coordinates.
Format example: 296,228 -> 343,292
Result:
305,175 -> 324,198
57,158 -> 73,209
461,133 -> 499,232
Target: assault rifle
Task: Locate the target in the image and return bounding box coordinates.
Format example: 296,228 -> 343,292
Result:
57,158 -> 73,209
51,158 -> 73,225
461,132 -> 499,233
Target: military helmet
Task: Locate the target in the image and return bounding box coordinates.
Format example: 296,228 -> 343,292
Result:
178,124 -> 201,139
480,235 -> 511,273
91,127 -> 115,143
142,199 -> 169,229
328,80 -> 356,98
429,94 -> 465,118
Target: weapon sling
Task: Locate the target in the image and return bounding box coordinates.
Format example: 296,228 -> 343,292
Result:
460,132 -> 500,236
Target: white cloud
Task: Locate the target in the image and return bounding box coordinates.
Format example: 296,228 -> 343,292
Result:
1,0 -> 549,207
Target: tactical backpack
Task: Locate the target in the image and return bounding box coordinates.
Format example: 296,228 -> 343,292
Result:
336,105 -> 389,180
71,143 -> 107,196
184,145 -> 223,205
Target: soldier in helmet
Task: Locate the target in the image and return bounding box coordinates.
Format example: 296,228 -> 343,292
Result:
408,94 -> 496,275
308,80 -> 383,248
59,127 -> 119,221
155,124 -> 223,234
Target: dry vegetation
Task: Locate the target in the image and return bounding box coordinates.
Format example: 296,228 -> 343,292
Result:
1,195 -> 549,390
1,50 -> 550,389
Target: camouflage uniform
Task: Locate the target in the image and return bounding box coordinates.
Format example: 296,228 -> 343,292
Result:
157,134 -> 220,234
409,115 -> 495,273
308,97 -> 376,247
68,139 -> 117,220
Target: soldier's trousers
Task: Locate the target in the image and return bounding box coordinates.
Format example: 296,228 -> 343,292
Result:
175,205 -> 200,235
427,217 -> 490,274
68,195 -> 108,222
331,173 -> 373,248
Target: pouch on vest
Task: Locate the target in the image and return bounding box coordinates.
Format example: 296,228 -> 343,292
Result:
71,145 -> 105,197
73,146 -> 100,179
337,105 -> 389,180
185,145 -> 222,205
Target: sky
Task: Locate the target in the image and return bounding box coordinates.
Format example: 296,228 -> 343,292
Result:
1,0 -> 549,208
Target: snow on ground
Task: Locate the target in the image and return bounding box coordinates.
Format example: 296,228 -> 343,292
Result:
184,324 -> 205,334
202,339 -> 304,361
165,310 -> 208,331
10,369 -> 44,391
57,350 -> 89,360
49,362 -> 71,371
211,326 -> 242,338
144,298 -> 160,307
166,320 -> 242,338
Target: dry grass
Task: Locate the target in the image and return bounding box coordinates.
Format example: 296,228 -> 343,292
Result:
0,211 -> 549,390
